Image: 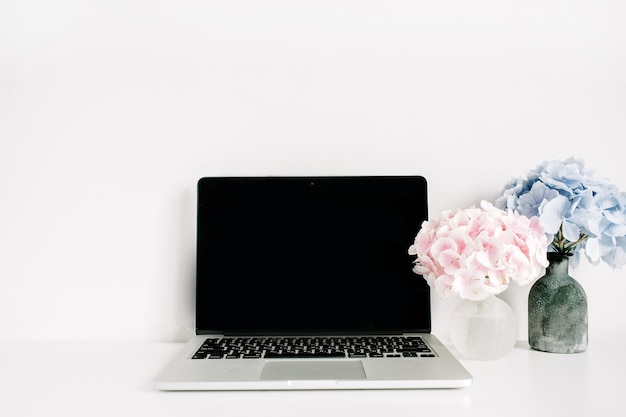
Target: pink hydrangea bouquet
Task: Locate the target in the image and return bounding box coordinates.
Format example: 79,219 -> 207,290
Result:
409,201 -> 549,301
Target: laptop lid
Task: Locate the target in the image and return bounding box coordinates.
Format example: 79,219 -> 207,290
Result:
195,176 -> 430,336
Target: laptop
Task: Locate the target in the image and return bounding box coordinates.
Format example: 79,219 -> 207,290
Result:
154,176 -> 472,390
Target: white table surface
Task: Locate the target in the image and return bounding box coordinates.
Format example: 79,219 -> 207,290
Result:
1,337 -> 622,417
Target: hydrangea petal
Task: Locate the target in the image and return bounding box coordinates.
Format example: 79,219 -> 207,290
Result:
584,237 -> 600,263
602,247 -> 626,270
541,195 -> 571,218
539,212 -> 564,234
562,220 -> 581,243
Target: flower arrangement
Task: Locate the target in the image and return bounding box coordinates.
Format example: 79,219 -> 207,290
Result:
409,201 -> 549,301
494,157 -> 626,269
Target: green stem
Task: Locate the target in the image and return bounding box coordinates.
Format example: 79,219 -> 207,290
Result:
550,226 -> 588,253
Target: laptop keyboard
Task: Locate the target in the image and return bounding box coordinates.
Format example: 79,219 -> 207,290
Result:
191,336 -> 435,359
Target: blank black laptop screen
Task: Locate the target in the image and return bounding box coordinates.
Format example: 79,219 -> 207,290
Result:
195,176 -> 430,335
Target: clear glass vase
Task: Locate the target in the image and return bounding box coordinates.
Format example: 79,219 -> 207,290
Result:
449,296 -> 517,360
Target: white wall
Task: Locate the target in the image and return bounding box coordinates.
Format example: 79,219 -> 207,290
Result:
1,0 -> 625,342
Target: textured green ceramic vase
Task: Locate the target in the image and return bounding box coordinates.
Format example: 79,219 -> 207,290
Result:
528,252 -> 588,353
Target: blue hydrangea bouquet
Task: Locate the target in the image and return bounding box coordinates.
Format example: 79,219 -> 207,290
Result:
494,157 -> 626,269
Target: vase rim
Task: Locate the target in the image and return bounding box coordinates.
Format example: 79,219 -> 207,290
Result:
547,251 -> 573,259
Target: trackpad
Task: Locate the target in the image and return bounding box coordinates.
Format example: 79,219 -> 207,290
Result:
260,360 -> 366,381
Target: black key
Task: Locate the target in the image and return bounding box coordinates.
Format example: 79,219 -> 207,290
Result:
243,353 -> 261,359
400,346 -> 431,352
